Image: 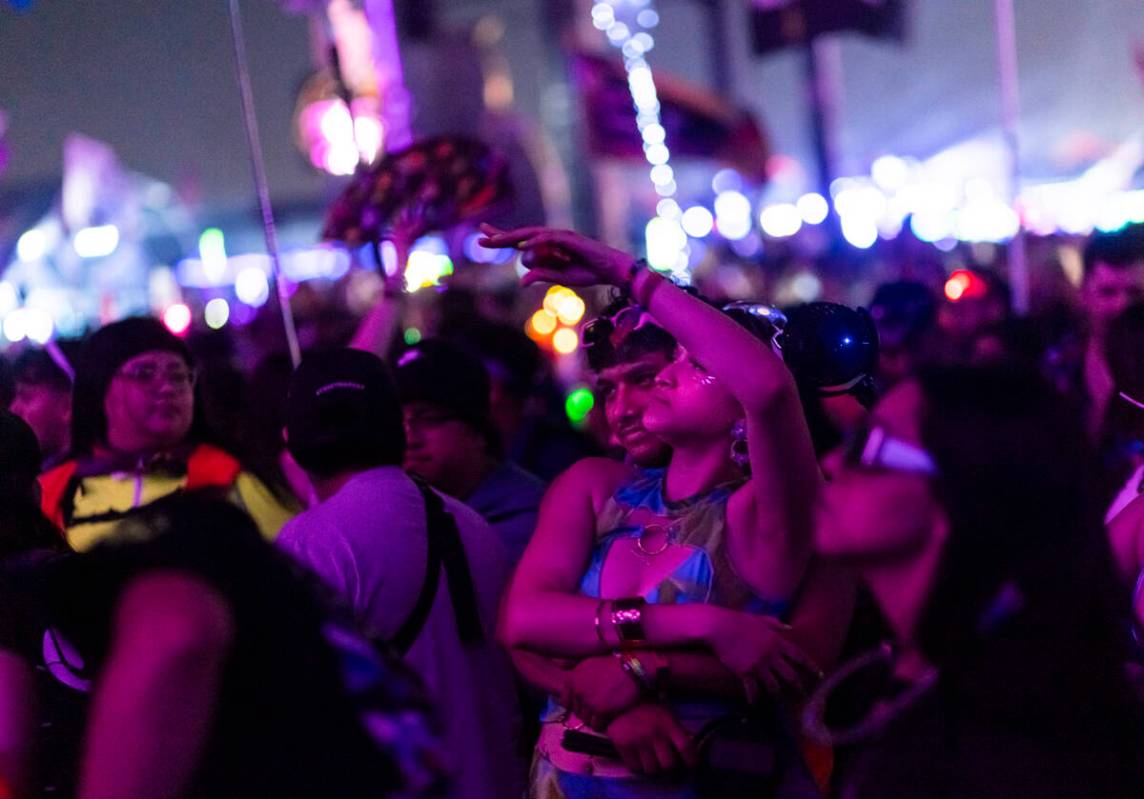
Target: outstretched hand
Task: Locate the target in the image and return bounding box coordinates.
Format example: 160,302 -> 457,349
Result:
478,224 -> 637,289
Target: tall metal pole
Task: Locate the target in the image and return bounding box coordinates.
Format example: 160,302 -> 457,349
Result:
804,37 -> 842,239
703,0 -> 733,96
227,0 -> 302,367
539,0 -> 599,236
994,0 -> 1029,314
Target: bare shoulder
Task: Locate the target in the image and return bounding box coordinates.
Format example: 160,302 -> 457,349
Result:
548,457 -> 634,510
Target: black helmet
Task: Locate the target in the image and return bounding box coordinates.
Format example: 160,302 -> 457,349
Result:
778,302 -> 879,406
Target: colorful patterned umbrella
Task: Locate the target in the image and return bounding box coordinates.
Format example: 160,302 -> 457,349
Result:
322,135 -> 514,254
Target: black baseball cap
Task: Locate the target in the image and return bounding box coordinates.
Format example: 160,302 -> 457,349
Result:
285,349 -> 405,478
394,339 -> 499,448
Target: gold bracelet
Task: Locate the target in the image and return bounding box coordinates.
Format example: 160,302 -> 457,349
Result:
594,599 -> 610,644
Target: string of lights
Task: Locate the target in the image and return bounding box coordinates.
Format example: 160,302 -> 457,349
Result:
591,0 -> 690,279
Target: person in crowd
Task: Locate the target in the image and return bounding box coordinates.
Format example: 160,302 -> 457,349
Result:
1099,302 -> 1144,521
935,269 -> 1010,361
0,410 -> 64,560
582,294 -> 676,469
1100,304 -> 1144,639
277,348 -> 524,799
0,491 -> 445,799
483,225 -> 834,797
10,346 -> 74,469
445,318 -> 601,481
867,281 -> 937,390
1080,224 -> 1144,433
37,317 -> 296,550
968,316 -> 1050,369
396,338 -> 546,565
809,364 -> 1144,798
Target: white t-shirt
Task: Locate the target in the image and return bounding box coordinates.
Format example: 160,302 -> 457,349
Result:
277,466 -> 523,799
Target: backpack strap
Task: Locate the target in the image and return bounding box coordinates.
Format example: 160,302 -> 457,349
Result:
389,478 -> 485,656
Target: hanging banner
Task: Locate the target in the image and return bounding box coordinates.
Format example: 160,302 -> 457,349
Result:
749,0 -> 907,55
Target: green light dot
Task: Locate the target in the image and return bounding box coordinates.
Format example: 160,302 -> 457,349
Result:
565,387 -> 595,425
198,227 -> 226,261
404,327 -> 423,345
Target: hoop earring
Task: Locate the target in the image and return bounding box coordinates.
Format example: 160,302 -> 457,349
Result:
730,419 -> 749,470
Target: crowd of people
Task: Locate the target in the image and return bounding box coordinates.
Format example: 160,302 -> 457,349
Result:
0,219 -> 1143,799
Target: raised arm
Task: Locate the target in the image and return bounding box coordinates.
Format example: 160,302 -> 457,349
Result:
479,226 -> 820,598
632,266 -> 820,598
349,287 -> 404,360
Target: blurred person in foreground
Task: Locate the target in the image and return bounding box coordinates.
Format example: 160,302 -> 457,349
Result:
396,339 -> 545,565
9,346 -> 74,470
0,410 -> 75,798
810,364 -> 1144,797
1,491 -> 445,799
38,317 -> 296,550
278,348 -> 524,799
1081,224 -> 1144,434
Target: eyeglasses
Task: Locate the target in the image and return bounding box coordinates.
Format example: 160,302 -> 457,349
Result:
115,363 -> 196,390
842,425 -> 938,476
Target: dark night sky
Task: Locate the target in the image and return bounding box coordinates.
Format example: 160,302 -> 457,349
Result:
2,0 -> 1143,212
0,0 -> 322,206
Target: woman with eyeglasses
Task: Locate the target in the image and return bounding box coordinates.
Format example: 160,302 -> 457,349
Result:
38,317 -> 298,550
808,364 -> 1144,798
483,226 -> 847,798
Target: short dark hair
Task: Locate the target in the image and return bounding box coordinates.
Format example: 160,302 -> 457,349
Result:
13,347 -> 72,393
1083,223 -> 1144,280
71,317 -> 193,456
